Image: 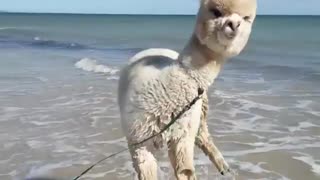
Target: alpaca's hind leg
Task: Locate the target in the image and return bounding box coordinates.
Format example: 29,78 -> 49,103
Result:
168,137 -> 197,180
130,146 -> 158,180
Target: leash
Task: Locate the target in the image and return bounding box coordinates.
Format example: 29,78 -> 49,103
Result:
73,88 -> 204,180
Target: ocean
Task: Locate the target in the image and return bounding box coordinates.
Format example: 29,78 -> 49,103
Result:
0,13 -> 319,180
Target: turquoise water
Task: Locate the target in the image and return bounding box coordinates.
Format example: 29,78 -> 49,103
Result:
0,14 -> 319,180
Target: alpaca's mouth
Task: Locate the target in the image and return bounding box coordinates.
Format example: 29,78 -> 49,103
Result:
224,31 -> 237,39
217,31 -> 235,46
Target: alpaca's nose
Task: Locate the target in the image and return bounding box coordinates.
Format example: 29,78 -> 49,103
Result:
223,19 -> 241,38
225,20 -> 241,32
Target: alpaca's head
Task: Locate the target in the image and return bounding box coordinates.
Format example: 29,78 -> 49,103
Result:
195,0 -> 257,58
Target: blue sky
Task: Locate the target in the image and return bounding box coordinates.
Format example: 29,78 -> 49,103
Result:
0,0 -> 319,15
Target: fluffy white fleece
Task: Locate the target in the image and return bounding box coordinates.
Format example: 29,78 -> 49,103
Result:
118,48 -> 204,144
117,0 -> 256,178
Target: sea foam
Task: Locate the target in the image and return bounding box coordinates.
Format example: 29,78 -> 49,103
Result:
75,58 -> 119,74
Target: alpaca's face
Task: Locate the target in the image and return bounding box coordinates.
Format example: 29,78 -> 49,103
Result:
196,0 -> 257,57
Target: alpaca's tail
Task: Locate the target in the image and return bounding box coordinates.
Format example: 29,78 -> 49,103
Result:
129,48 -> 179,64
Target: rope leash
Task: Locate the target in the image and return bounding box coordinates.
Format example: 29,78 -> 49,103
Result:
73,88 -> 204,180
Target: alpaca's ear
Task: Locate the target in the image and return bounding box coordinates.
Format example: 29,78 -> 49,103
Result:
200,0 -> 209,5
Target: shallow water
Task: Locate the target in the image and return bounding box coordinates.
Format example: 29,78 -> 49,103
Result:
0,14 -> 319,180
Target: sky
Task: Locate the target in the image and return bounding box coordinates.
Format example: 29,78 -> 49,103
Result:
0,0 -> 319,15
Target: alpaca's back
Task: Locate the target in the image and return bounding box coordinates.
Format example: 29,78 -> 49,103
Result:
118,48 -> 179,137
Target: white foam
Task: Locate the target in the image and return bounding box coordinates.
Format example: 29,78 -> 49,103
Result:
296,100 -> 313,109
225,139 -> 320,157
54,142 -> 87,153
29,120 -> 64,126
26,162 -> 70,179
33,36 -> 41,41
75,58 -> 119,74
288,122 -> 318,132
2,107 -> 24,112
36,76 -> 49,82
27,140 -> 45,149
293,154 -> 320,175
0,27 -> 17,30
88,137 -> 126,145
83,171 -> 113,179
237,161 -> 269,173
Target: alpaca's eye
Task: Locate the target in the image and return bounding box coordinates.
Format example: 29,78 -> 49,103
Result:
243,16 -> 251,21
210,8 -> 222,18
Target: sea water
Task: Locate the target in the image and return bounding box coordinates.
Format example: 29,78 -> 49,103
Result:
0,14 -> 319,180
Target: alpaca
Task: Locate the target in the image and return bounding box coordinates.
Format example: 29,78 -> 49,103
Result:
118,0 -> 257,179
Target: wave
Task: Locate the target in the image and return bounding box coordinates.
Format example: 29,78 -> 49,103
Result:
0,26 -> 34,31
0,26 -> 40,38
30,38 -> 88,50
0,38 -> 88,50
0,27 -> 88,50
0,36 -> 144,52
0,27 -> 19,31
0,27 -> 144,52
293,153 -> 320,176
75,58 -> 119,74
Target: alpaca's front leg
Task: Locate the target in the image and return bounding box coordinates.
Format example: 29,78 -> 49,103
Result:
195,95 -> 230,175
167,98 -> 203,180
168,136 -> 197,180
129,146 -> 158,180
196,123 -> 230,175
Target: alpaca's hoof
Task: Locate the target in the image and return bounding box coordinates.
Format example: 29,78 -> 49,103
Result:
220,168 -> 231,176
214,156 -> 230,176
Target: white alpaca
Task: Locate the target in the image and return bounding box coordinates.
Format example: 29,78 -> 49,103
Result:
118,0 -> 257,179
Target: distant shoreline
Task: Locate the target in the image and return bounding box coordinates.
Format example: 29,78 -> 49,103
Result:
0,12 -> 319,16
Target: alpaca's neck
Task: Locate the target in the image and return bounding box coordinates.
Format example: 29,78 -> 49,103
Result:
178,34 -> 225,89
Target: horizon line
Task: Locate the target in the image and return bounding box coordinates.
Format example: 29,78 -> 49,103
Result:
0,11 -> 319,16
